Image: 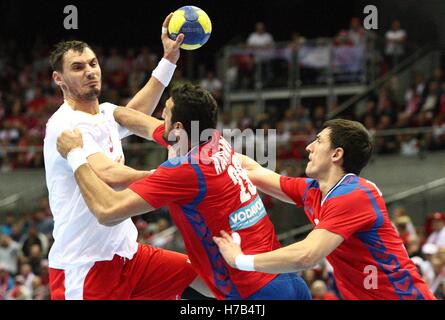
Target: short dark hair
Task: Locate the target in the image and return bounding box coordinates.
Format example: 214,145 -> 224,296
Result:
170,83 -> 218,138
322,119 -> 373,175
50,40 -> 92,72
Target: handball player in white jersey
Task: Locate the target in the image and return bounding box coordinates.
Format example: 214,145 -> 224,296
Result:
43,14 -> 210,300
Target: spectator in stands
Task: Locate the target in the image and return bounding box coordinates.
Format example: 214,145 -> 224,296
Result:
312,105 -> 326,130
247,22 -> 274,48
199,70 -> 223,103
0,214 -> 14,236
430,255 -> 445,295
430,115 -> 445,150
311,280 -> 338,300
32,209 -> 53,236
420,243 -> 437,286
0,233 -> 20,275
31,275 -> 49,300
395,216 -> 413,247
347,17 -> 365,46
392,207 -> 417,235
426,212 -> 445,248
406,234 -> 422,257
246,22 -> 275,86
216,111 -> 237,133
28,244 -> 43,275
6,275 -> 32,300
18,262 -> 35,293
0,263 -> 14,300
104,47 -> 123,73
20,225 -> 48,258
385,19 -> 407,69
9,222 -> 23,243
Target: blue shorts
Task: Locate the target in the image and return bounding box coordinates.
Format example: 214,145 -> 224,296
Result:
227,273 -> 311,300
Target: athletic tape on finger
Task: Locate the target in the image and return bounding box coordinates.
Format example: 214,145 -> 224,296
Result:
231,232 -> 241,245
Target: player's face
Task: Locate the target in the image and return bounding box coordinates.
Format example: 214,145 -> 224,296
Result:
305,128 -> 336,179
57,48 -> 102,101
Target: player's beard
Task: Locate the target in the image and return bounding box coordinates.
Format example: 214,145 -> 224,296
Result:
79,87 -> 100,101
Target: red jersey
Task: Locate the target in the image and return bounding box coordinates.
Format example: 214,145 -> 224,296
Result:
129,128 -> 280,299
280,174 -> 436,300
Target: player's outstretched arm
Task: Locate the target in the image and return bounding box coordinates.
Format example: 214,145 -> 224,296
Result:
235,153 -> 294,204
214,229 -> 343,274
57,129 -> 154,226
113,106 -> 163,141
124,13 -> 184,115
87,152 -> 153,188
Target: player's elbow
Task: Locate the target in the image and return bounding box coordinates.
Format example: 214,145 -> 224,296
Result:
297,249 -> 321,270
95,206 -> 116,226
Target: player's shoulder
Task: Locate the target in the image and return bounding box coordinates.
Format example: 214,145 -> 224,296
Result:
45,104 -> 72,135
155,155 -> 200,181
159,155 -> 196,172
99,102 -> 118,115
324,174 -> 369,205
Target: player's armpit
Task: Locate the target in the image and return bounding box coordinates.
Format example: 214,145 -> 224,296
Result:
87,152 -> 151,188
235,153 -> 294,204
113,107 -> 163,140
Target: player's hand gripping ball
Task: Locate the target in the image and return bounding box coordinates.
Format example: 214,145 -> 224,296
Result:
168,6 -> 212,50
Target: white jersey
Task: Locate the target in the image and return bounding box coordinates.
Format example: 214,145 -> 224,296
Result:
44,101 -> 138,269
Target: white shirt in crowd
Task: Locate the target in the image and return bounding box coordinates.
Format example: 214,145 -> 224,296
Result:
385,29 -> 406,56
426,227 -> 445,249
43,101 -> 138,269
247,32 -> 274,48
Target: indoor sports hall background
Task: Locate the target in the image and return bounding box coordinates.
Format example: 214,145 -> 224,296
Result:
1,0 -> 445,300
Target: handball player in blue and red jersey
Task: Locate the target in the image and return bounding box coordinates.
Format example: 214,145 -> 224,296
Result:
214,119 -> 436,300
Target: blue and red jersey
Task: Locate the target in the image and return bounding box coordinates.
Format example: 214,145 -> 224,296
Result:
129,127 -> 280,299
280,173 -> 436,300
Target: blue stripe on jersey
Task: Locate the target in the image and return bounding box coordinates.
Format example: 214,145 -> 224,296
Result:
356,184 -> 424,300
180,159 -> 240,298
302,178 -> 318,202
160,155 -> 189,168
323,175 -> 358,202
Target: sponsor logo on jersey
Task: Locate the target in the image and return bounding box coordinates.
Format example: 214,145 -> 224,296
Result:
229,195 -> 266,231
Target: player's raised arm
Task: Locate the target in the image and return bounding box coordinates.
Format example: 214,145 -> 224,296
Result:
124,13 -> 184,115
235,153 -> 295,204
112,106 -> 164,141
57,129 -> 154,226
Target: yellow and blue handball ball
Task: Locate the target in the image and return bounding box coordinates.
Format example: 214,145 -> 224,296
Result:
168,6 -> 212,50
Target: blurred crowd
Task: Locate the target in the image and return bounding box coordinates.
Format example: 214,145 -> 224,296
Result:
0,196 -> 178,300
1,17 -> 442,175
1,195 -> 444,300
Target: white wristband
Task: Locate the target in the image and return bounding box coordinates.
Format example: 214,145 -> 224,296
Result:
152,58 -> 176,87
67,148 -> 87,173
235,254 -> 255,271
